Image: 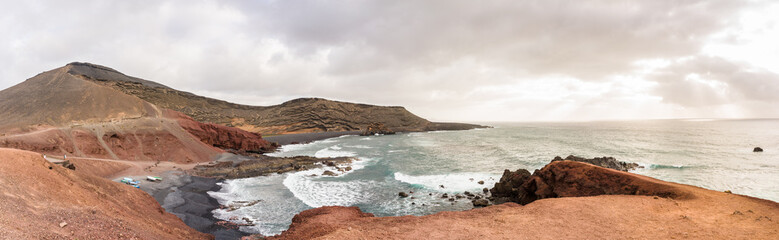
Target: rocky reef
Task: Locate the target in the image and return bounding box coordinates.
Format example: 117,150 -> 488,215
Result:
191,155 -> 355,179
360,122 -> 395,136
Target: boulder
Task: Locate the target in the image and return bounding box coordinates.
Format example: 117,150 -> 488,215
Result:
471,199 -> 490,207
398,192 -> 409,198
322,170 -> 338,176
754,147 -> 763,152
478,180 -> 485,185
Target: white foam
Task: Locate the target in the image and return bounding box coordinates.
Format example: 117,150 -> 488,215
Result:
283,169 -> 375,208
393,172 -> 500,193
314,147 -> 356,158
344,144 -> 372,149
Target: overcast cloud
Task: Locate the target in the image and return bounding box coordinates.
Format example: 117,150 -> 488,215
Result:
1,0 -> 778,122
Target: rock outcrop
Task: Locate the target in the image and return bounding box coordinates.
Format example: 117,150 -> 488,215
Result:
266,159 -> 779,239
491,160 -> 684,205
551,155 -> 639,172
167,110 -> 277,153
360,122 -> 395,136
754,147 -> 764,152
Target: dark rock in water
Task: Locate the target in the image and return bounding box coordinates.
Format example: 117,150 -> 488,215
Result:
754,147 -> 763,152
490,168 -> 532,204
345,166 -> 352,171
552,155 -> 639,172
360,122 -> 395,136
482,188 -> 489,194
478,180 -> 485,185
472,199 -> 490,207
448,198 -> 455,202
398,192 -> 409,198
439,185 -> 445,189
322,170 -> 338,176
441,193 -> 449,198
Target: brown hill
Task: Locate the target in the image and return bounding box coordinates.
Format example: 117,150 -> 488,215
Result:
59,62 -> 478,134
269,161 -> 779,239
0,148 -> 210,239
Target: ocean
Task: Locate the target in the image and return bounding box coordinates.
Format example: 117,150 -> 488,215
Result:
208,119 -> 779,236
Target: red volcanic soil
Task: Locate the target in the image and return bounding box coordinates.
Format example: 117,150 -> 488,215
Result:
0,148 -> 210,239
269,161 -> 779,239
164,109 -> 276,153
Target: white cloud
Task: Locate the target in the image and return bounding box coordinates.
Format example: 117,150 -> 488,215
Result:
0,0 -> 777,121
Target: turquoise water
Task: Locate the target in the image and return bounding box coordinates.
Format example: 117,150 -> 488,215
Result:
209,119 -> 779,236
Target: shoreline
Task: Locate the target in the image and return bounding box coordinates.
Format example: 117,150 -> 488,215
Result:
137,171 -> 251,239
263,131 -> 361,145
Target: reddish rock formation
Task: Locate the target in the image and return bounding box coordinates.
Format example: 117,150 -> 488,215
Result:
166,109 -> 277,153
491,161 -> 687,205
268,206 -> 374,240
0,148 -> 210,239
267,160 -> 779,239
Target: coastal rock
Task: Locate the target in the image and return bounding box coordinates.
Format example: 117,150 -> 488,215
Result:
754,147 -> 763,152
490,168 -> 532,203
471,199 -> 490,207
360,122 -> 395,136
490,159 -> 687,205
322,170 -> 338,176
478,180 -> 485,185
551,155 -> 639,172
399,192 -> 409,198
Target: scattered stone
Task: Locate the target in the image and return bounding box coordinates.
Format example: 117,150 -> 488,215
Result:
345,166 -> 352,171
482,188 -> 489,194
753,147 -> 763,152
472,199 -> 490,207
455,194 -> 464,199
322,170 -> 338,176
464,191 -> 472,196
474,196 -> 481,200
59,221 -> 67,228
733,211 -> 743,215
55,160 -> 76,170
448,198 -> 455,202
478,180 -> 485,185
440,185 -> 445,189
324,161 -> 336,167
653,196 -> 659,199
441,193 -> 449,198
399,192 -> 409,198
725,190 -> 733,194
411,202 -> 415,205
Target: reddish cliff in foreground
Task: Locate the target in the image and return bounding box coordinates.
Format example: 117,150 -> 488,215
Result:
0,148 -> 210,239
268,161 -> 779,239
165,109 -> 277,153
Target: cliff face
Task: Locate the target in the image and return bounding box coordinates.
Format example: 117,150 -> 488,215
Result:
0,148 -> 210,239
268,161 -> 779,239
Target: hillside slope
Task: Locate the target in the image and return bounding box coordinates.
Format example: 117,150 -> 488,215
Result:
0,148 -> 210,239
60,62 -> 465,134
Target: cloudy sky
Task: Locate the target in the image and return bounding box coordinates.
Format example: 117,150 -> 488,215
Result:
2,0 -> 778,122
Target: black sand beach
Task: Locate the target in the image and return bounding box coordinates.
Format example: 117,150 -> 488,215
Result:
140,172 -> 249,239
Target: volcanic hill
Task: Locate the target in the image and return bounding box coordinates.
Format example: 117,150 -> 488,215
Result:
0,62 -> 479,163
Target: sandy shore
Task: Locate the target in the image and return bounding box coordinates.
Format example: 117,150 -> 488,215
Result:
263,131 -> 361,145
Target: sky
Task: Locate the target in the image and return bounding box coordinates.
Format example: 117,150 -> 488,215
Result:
1,0 -> 778,122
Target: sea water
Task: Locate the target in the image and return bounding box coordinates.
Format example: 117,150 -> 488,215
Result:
209,119 -> 779,236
